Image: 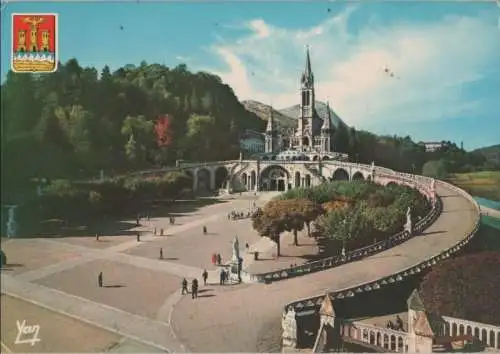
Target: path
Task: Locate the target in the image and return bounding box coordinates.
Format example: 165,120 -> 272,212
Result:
0,192 -> 275,352
479,205 -> 500,219
170,182 -> 478,352
0,183 -> 478,353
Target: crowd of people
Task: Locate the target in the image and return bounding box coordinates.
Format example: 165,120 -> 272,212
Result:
227,210 -> 252,220
386,315 -> 405,331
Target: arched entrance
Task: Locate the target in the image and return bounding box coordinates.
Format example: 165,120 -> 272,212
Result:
250,171 -> 256,191
295,171 -> 301,188
305,174 -> 311,187
387,181 -> 398,187
197,168 -> 211,191
352,172 -> 364,181
241,172 -> 248,187
332,168 -> 349,181
302,137 -> 310,147
214,166 -> 229,189
312,155 -> 319,161
260,165 -> 290,192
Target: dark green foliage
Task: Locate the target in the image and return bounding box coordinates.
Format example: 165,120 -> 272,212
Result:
1,60 -> 264,202
33,171 -> 192,222
281,181 -> 430,253
422,159 -> 448,178
419,251 -> 500,326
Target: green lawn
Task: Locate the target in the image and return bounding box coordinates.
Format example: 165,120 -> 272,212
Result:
447,171 -> 500,201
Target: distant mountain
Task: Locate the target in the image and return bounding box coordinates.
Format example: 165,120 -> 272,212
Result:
472,144 -> 500,164
278,101 -> 347,128
241,100 -> 296,132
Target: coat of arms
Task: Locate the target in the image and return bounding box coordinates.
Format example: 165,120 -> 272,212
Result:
11,13 -> 58,73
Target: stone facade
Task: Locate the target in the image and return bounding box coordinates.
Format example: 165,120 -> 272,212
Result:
263,48 -> 338,161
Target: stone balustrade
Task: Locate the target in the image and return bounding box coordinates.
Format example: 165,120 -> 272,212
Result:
282,178 -> 480,316
341,321 -> 408,352
246,169 -> 442,283
441,316 -> 500,350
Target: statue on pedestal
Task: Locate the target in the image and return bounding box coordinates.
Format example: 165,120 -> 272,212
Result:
232,235 -> 240,262
405,207 -> 413,235
6,205 -> 18,238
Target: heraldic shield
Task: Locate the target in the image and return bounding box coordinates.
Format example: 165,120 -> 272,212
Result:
11,13 -> 58,73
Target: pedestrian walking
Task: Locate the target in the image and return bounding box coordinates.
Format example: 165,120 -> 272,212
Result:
160,248 -> 163,260
153,227 -> 157,235
98,272 -> 103,288
219,269 -> 225,285
203,226 -> 207,235
245,242 -> 249,252
95,233 -> 99,241
160,228 -> 164,236
181,278 -> 188,295
217,253 -> 222,265
202,269 -> 208,285
136,232 -> 140,242
191,279 -> 199,299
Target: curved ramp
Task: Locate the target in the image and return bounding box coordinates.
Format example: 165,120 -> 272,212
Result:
170,181 -> 480,352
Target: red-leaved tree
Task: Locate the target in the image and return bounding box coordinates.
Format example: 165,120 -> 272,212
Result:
155,114 -> 173,147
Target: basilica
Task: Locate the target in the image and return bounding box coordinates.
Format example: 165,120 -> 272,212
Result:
261,48 -> 345,161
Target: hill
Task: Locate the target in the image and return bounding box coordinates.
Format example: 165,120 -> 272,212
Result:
241,100 -> 295,132
279,100 -> 346,128
472,144 -> 500,165
1,60 -> 265,199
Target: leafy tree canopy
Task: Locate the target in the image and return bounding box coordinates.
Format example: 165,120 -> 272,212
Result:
419,251 -> 500,326
2,60 -> 265,201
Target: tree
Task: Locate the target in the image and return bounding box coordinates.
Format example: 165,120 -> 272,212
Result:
419,252 -> 500,326
422,159 -> 448,178
252,208 -> 285,256
125,134 -> 137,162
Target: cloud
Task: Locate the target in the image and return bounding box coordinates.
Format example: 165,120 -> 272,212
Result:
175,55 -> 191,62
208,7 -> 500,128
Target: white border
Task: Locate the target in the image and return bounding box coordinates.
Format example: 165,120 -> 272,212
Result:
10,12 -> 59,73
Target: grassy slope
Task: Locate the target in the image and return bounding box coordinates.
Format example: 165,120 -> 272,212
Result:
446,171 -> 500,201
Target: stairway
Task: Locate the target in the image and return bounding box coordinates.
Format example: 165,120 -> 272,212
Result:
305,164 -> 327,183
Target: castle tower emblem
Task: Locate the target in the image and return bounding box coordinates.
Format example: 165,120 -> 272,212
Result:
11,13 -> 58,73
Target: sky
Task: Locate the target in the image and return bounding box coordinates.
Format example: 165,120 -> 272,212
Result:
1,1 -> 499,150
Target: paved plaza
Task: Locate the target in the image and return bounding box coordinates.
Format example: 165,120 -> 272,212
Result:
1,184 -> 477,352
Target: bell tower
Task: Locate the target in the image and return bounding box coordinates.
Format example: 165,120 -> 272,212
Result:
265,106 -> 278,153
298,46 -> 315,149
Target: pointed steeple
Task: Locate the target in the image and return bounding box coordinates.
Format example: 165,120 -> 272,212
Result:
266,105 -> 275,132
322,101 -> 332,131
301,46 -> 314,86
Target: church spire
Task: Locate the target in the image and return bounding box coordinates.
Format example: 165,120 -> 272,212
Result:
302,45 -> 314,87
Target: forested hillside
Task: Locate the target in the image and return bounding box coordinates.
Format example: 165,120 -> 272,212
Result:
1,59 -> 493,203
1,60 -> 265,199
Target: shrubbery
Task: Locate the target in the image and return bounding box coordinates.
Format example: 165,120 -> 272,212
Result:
252,181 -> 431,257
34,171 -> 192,222
419,251 -> 500,326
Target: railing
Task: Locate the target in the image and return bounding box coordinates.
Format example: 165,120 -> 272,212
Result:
283,178 -> 480,314
248,171 -> 441,283
440,315 -> 500,350
341,321 -> 408,352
